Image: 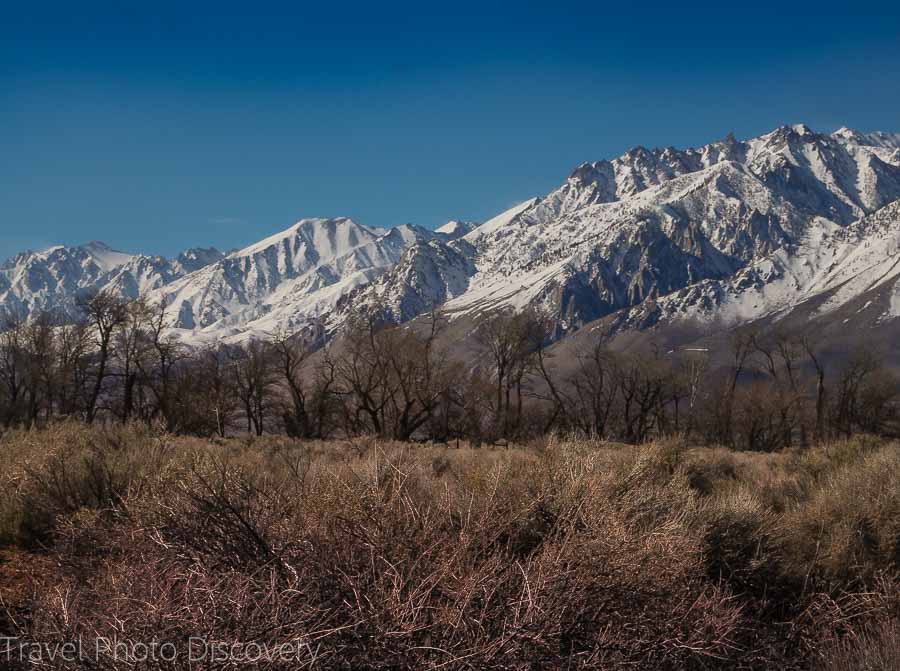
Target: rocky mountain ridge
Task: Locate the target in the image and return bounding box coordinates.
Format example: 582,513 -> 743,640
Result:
3,124 -> 899,348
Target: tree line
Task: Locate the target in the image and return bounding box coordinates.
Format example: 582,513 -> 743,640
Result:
1,290 -> 898,449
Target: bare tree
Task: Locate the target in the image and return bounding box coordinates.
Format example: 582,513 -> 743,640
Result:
272,331 -> 314,438
615,350 -> 669,444
475,310 -> 542,439
333,316 -> 391,436
732,381 -> 795,452
570,342 -> 618,438
21,312 -> 58,426
112,297 -> 153,422
832,350 -> 880,438
135,300 -> 184,428
0,311 -> 27,427
530,322 -> 576,435
232,340 -> 278,436
198,346 -> 239,437
709,332 -> 754,447
675,350 -> 709,434
307,352 -> 339,439
801,334 -> 828,443
78,290 -> 129,424
55,322 -> 91,418
332,313 -> 458,441
748,332 -> 807,449
380,313 -> 457,441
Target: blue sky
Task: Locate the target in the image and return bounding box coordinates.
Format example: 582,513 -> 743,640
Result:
2,0 -> 900,259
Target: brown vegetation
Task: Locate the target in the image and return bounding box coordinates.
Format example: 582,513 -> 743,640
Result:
2,296 -> 899,668
2,424 -> 899,669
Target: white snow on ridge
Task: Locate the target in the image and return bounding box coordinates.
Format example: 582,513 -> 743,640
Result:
0,240 -> 224,322
80,241 -> 136,271
435,220 -> 477,238
637,200 -> 900,329
3,123 -> 900,345
431,124 -> 900,335
233,217 -> 375,261
147,217 -> 440,343
832,127 -> 900,150
435,220 -> 464,235
464,198 -> 540,241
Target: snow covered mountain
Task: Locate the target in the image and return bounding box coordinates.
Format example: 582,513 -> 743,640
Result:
3,123 -> 899,348
603,197 -> 900,335
333,124 -> 900,340
149,218 -> 460,343
0,242 -> 223,321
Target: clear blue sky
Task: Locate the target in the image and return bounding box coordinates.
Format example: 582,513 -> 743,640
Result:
2,0 -> 900,260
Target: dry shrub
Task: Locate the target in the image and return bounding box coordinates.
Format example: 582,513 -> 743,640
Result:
682,448 -> 739,496
16,432 -> 754,669
609,438 -> 701,533
5,426 -> 900,669
801,578 -> 900,670
817,617 -> 900,671
781,445 -> 900,583
0,422 -> 173,548
702,488 -> 783,593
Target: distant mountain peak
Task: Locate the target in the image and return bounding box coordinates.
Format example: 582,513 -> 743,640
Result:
832,126 -> 900,149
435,220 -> 478,239
77,241 -> 135,271
789,122 -> 815,136
1,123 -> 898,348
0,240 -> 224,322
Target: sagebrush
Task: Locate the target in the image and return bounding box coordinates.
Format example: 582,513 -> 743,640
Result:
1,424 -> 899,669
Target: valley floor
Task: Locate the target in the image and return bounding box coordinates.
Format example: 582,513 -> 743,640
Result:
1,424 -> 899,669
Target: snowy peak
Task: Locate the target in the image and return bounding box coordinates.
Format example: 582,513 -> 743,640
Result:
79,241 -> 136,271
233,217 -> 376,260
0,240 -> 223,321
2,241 -> 132,273
174,247 -> 225,274
556,124 -> 900,226
426,123 -> 900,337
331,234 -> 477,327
832,127 -> 900,149
464,198 -> 540,242
150,217 -> 438,341
1,122 -> 898,348
435,220 -> 478,239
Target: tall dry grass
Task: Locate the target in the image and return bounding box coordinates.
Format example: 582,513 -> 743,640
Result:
1,425 -> 899,669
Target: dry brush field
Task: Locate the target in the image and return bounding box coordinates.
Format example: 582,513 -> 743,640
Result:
1,424 -> 900,669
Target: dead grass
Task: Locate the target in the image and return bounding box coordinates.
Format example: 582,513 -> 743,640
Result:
817,616 -> 900,671
1,425 -> 899,669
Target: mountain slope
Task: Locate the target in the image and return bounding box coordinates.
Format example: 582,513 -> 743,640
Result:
412,124 -> 900,336
151,218 -> 447,342
603,198 -> 900,333
0,242 -> 224,321
2,123 -> 898,349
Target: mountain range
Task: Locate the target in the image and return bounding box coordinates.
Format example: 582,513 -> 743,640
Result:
4,124 -> 900,354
